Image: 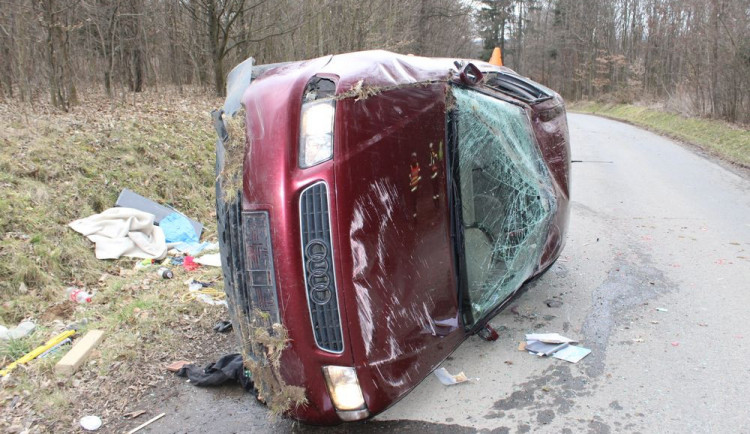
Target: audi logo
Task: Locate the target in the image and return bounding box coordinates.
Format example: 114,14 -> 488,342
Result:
305,239 -> 332,305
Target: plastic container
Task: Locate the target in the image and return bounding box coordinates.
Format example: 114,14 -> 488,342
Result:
157,267 -> 174,279
66,287 -> 92,303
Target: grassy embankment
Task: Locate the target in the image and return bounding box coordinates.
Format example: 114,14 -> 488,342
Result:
570,102 -> 750,168
0,91 -> 234,432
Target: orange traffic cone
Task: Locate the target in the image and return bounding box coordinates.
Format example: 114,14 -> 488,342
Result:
489,47 -> 503,66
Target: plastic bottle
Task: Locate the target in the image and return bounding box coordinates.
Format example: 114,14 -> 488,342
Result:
66,287 -> 93,303
157,267 -> 174,279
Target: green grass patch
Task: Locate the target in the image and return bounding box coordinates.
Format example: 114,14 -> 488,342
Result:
0,90 -> 234,432
0,92 -> 220,317
0,337 -> 33,361
570,102 -> 750,168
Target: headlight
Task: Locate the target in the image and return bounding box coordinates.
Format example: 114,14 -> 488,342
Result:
299,100 -> 335,168
322,365 -> 365,411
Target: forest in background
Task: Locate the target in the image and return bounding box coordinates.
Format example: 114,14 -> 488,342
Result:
1,0 -> 748,123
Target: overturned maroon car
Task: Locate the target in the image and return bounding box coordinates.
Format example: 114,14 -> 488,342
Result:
211,50 -> 570,424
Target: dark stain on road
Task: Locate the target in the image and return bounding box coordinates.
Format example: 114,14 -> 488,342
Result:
536,409 -> 555,424
587,419 -> 612,433
485,363 -> 592,431
581,249 -> 677,377
482,247 -> 676,432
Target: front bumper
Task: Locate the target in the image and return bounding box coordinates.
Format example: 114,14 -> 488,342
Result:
214,102 -> 363,423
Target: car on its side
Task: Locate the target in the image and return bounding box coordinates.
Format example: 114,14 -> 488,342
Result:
211,50 -> 570,424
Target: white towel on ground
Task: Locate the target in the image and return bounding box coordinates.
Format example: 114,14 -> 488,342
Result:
69,207 -> 167,260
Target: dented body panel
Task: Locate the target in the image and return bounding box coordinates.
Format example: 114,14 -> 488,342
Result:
334,84 -> 464,413
214,50 -> 570,424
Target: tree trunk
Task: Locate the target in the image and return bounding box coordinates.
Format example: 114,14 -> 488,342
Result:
207,0 -> 225,97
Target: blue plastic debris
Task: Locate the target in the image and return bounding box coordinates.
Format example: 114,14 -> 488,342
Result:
161,212 -> 199,244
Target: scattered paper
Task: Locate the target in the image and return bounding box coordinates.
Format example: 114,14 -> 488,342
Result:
525,333 -> 577,344
526,341 -> 569,356
434,367 -> 469,386
524,332 -> 591,363
552,345 -> 591,363
195,253 -> 221,267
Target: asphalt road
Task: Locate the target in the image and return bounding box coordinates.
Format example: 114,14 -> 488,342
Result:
143,113 -> 750,433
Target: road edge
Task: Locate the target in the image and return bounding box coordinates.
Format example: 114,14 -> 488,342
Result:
569,110 -> 750,180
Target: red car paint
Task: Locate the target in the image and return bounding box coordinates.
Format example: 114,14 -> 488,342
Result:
229,50 -> 570,424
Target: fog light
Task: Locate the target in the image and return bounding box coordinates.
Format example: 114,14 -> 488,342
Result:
322,365 -> 366,411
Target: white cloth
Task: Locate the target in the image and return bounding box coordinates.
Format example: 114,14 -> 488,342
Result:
195,253 -> 222,267
69,207 -> 167,260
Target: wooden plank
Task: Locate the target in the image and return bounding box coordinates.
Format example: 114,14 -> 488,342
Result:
126,413 -> 166,434
55,330 -> 105,376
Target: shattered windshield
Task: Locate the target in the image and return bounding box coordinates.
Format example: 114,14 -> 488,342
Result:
452,87 -> 557,326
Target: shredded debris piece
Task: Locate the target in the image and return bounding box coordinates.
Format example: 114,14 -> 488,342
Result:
219,109 -> 247,203
338,79 -> 381,101
434,367 -> 469,386
231,306 -> 307,416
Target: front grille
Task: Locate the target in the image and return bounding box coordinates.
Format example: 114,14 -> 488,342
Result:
300,182 -> 344,353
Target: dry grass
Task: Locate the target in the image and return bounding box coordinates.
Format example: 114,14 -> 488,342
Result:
0,89 -> 243,433
0,89 -> 220,312
218,109 -> 247,203
232,307 -> 307,417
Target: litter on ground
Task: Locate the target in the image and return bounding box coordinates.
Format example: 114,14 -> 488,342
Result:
0,320 -> 36,340
1,329 -> 76,376
79,415 -> 102,431
170,241 -> 219,256
69,207 -> 167,260
166,360 -> 192,372
126,412 -> 166,434
524,333 -> 591,364
183,280 -> 226,306
160,212 -> 199,244
551,345 -> 592,363
195,253 -> 221,267
183,256 -> 199,271
55,330 -> 106,376
526,340 -> 569,356
116,188 -> 203,238
525,333 -> 577,344
433,367 -> 469,386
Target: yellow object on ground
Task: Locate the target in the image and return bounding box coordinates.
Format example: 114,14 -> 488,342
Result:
181,287 -> 226,303
0,329 -> 76,376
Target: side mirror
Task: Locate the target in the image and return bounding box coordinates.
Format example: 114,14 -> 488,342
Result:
460,63 -> 483,86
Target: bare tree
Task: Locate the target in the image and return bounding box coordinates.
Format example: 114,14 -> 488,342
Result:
0,0 -> 746,123
37,0 -> 79,110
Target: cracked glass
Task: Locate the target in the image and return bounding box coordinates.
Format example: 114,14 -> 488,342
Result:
452,87 -> 557,325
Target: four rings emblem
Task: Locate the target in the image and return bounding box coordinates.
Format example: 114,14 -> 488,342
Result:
305,239 -> 332,305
